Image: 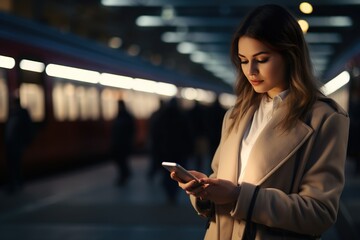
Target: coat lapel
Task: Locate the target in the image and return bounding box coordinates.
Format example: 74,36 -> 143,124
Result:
217,105 -> 257,183
241,106 -> 313,185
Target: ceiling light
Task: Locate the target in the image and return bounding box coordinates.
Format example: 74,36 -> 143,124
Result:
0,55 -> 15,69
219,93 -> 236,107
305,33 -> 342,43
108,37 -> 122,49
298,19 -> 309,33
190,51 -> 208,63
136,16 -> 239,27
99,73 -> 133,89
162,32 -> 230,43
305,16 -> 352,27
20,59 -> 45,73
161,5 -> 176,20
299,2 -> 313,14
46,64 -> 99,83
177,42 -> 197,54
136,16 -> 164,27
127,44 -> 140,56
321,71 -> 350,95
155,82 -> 178,96
132,78 -> 157,93
102,0 -> 135,6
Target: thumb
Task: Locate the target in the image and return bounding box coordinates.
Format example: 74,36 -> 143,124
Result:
199,177 -> 217,185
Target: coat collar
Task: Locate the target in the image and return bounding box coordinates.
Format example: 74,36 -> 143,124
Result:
218,103 -> 313,185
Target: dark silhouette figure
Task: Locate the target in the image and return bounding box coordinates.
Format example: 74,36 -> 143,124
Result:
147,99 -> 165,180
156,98 -> 192,203
111,100 -> 136,186
4,96 -> 33,194
206,98 -> 226,158
186,101 -> 208,171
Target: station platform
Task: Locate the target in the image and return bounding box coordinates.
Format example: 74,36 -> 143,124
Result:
0,155 -> 359,240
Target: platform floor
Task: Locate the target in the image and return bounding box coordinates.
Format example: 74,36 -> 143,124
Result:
0,155 -> 359,240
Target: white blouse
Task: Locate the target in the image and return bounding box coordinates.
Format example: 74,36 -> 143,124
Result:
238,90 -> 289,184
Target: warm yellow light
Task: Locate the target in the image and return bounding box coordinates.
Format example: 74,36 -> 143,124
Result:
298,19 -> 309,33
0,55 -> 15,69
108,37 -> 122,49
299,2 -> 313,14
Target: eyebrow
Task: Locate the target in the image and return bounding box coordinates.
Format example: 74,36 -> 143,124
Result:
238,51 -> 270,58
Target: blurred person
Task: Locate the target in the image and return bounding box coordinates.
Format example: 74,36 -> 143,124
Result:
205,97 -> 227,159
167,4 -> 350,239
186,101 -> 208,171
111,100 -> 136,186
4,95 -> 34,194
157,98 -> 192,203
147,99 -> 165,180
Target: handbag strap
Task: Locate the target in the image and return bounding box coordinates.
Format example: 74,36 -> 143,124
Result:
242,185 -> 260,240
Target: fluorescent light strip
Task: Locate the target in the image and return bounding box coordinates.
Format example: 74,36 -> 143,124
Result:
132,78 -> 158,93
136,15 -> 352,28
137,16 -> 239,27
305,16 -> 352,27
321,71 -> 350,96
305,33 -> 342,43
46,64 -> 100,84
0,55 -> 15,69
99,73 -> 133,89
20,59 -> 45,73
162,32 -> 230,43
155,82 -> 178,96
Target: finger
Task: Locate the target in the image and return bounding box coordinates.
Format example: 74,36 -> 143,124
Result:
186,184 -> 206,195
198,190 -> 209,201
199,177 -> 217,185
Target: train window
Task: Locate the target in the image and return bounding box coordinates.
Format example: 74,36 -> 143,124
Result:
53,82 -> 100,121
53,83 -> 66,121
52,83 -> 78,121
77,86 -> 87,120
0,71 -> 8,122
65,83 -> 79,121
100,88 -> 161,120
101,88 -> 119,121
123,90 -> 161,119
19,83 -> 45,122
77,86 -> 100,120
86,87 -> 100,120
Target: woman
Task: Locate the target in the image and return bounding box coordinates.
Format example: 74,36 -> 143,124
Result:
169,4 -> 350,240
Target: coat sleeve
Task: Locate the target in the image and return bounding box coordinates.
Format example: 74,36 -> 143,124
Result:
230,110 -> 350,235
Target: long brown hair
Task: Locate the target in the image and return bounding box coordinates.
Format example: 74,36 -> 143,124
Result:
229,4 -> 322,133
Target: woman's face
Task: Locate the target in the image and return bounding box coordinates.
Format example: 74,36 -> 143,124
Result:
238,36 -> 288,98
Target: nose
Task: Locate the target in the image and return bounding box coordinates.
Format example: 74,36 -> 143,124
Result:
248,60 -> 258,77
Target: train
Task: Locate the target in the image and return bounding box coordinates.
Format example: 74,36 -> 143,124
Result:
0,12 -> 235,184
0,11 -> 351,186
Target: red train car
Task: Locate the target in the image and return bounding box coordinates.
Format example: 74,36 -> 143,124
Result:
0,12 -> 234,185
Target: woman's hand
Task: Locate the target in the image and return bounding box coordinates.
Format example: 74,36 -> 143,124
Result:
170,171 -> 240,205
198,178 -> 240,205
170,170 -> 208,198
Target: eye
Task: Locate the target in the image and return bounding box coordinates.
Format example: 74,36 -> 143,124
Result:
257,58 -> 269,63
239,59 -> 248,64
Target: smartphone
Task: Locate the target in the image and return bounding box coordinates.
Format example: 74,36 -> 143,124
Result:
162,162 -> 201,183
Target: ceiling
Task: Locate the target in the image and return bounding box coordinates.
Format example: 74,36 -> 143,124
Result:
5,0 -> 360,92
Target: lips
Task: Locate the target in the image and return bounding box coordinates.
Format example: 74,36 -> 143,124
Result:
250,80 -> 263,86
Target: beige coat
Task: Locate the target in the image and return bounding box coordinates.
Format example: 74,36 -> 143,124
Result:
191,97 -> 349,240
